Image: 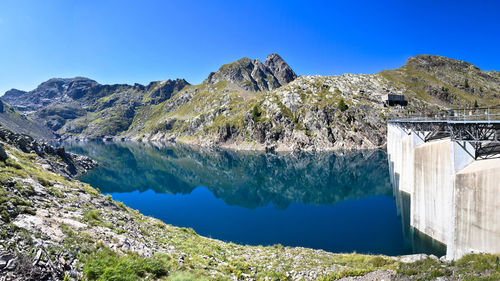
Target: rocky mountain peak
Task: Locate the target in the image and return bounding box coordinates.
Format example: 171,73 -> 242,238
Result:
2,89 -> 27,99
1,77 -> 99,112
205,54 -> 297,91
146,78 -> 190,104
264,53 -> 297,86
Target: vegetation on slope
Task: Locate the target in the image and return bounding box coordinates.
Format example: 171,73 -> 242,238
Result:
0,127 -> 498,280
3,54 -> 499,150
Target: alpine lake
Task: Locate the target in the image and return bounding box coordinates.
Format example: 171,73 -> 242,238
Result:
65,141 -> 446,257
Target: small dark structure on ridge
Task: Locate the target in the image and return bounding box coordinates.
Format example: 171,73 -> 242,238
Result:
383,94 -> 408,106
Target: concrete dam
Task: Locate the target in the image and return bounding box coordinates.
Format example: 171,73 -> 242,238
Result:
387,108 -> 500,260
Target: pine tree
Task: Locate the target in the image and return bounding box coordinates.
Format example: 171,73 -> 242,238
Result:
338,99 -> 348,112
251,105 -> 261,122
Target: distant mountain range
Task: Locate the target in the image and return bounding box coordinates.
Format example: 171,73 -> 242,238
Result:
1,54 -> 499,150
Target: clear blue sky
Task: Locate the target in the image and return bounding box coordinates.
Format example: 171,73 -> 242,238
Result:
1,0 -> 499,95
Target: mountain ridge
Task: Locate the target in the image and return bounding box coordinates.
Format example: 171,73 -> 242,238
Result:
1,54 -> 499,151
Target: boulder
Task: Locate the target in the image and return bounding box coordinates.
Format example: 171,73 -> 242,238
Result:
0,144 -> 8,161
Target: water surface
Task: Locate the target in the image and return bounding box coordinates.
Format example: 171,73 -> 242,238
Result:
66,142 -> 444,256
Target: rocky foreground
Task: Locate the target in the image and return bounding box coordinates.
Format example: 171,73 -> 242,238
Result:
0,127 -> 499,280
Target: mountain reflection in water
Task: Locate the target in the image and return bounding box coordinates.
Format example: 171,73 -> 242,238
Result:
66,141 -> 444,256
67,142 -> 391,209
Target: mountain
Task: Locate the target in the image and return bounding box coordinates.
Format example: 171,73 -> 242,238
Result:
205,53 -> 297,91
0,100 -> 56,139
2,77 -> 189,136
380,55 -> 500,106
2,77 -> 100,112
1,54 -> 499,150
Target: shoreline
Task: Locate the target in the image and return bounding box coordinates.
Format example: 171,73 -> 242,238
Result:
60,134 -> 387,153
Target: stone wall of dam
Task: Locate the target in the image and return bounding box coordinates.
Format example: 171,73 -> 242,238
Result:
387,123 -> 500,260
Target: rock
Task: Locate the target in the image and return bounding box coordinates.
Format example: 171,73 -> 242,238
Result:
0,144 -> 8,161
32,249 -> 42,266
429,254 -> 439,260
0,127 -> 96,177
264,53 -> 297,86
398,253 -> 428,263
6,258 -> 16,270
2,77 -> 99,112
205,54 -> 296,92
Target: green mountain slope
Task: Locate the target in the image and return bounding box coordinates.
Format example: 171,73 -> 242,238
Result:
0,100 -> 56,139
2,54 -> 499,150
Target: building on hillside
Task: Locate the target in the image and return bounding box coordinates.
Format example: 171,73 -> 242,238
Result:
383,94 -> 408,106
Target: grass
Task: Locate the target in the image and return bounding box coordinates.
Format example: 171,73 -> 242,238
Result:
83,209 -> 113,228
82,247 -> 174,281
2,142 -> 500,281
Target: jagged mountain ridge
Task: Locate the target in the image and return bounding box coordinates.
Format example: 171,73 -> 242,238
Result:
205,53 -> 297,91
1,54 -> 499,150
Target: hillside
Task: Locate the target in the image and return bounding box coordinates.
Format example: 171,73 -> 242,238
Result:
1,126 -> 498,280
2,54 -> 500,150
0,100 -> 56,140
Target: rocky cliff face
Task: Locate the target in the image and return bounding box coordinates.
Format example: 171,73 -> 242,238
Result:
1,54 -> 499,151
205,53 -> 297,91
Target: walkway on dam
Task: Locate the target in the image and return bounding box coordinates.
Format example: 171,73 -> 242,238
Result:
389,107 -> 500,159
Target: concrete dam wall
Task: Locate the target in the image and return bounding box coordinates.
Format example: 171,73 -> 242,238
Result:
387,123 -> 500,260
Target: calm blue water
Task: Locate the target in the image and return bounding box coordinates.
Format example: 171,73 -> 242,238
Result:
66,142 -> 445,256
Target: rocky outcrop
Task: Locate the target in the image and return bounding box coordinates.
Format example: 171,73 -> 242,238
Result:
264,53 -> 297,86
0,126 -> 96,177
0,250 -> 65,281
145,79 -> 190,104
205,53 -> 297,91
0,143 -> 7,161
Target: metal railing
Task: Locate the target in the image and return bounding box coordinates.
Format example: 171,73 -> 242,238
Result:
389,106 -> 500,123
389,106 -> 500,159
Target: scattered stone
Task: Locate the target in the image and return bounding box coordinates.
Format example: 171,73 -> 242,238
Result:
429,254 -> 439,260
6,258 -> 16,270
32,249 -> 42,266
398,253 -> 428,263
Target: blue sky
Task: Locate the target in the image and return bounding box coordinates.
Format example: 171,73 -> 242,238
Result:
1,0 -> 499,95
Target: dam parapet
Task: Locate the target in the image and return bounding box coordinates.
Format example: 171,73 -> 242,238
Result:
387,107 -> 500,260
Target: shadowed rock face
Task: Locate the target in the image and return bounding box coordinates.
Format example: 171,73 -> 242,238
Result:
264,53 -> 297,86
205,53 -> 297,91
